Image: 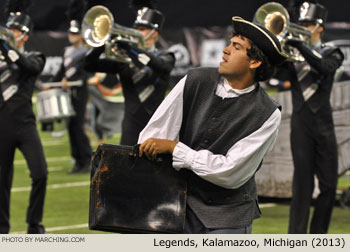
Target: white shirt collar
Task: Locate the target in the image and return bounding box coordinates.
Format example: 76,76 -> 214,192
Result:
222,77 -> 256,95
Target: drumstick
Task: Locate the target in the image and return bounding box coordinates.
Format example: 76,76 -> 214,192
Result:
42,80 -> 83,88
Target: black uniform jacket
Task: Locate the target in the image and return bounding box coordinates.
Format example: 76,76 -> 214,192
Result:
0,40 -> 45,124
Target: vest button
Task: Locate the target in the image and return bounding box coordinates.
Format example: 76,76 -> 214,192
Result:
208,128 -> 212,134
212,117 -> 217,122
204,139 -> 209,144
243,194 -> 249,199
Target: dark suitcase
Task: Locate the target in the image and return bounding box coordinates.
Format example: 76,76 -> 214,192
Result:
89,144 -> 187,233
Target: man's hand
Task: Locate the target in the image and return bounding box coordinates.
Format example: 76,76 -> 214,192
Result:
62,78 -> 70,89
139,138 -> 178,161
88,73 -> 105,85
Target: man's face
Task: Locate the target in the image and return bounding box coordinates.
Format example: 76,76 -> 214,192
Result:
9,28 -> 28,49
10,29 -> 22,39
136,27 -> 158,48
218,35 -> 253,78
68,33 -> 82,45
299,22 -> 323,43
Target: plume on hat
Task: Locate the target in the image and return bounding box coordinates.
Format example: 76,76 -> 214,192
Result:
66,0 -> 87,22
5,0 -> 32,17
293,0 -> 319,7
129,0 -> 158,10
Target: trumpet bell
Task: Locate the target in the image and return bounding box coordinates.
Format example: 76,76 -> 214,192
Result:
253,2 -> 312,62
81,5 -> 145,63
94,14 -> 111,41
0,26 -> 17,61
0,26 -> 17,49
82,5 -> 114,47
253,2 -> 290,40
265,12 -> 287,38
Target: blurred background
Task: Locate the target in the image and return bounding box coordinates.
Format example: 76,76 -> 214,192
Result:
1,0 -> 350,86
1,0 -> 350,30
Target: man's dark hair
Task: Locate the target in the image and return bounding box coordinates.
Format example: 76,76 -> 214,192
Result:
232,33 -> 276,82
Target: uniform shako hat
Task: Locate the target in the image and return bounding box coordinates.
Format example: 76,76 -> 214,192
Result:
130,0 -> 165,32
298,1 -> 328,26
66,0 -> 87,34
5,0 -> 33,34
134,8 -> 165,32
232,16 -> 287,65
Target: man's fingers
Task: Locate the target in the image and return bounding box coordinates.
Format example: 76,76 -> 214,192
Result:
147,143 -> 157,160
139,138 -> 173,161
139,139 -> 155,160
144,144 -> 153,160
152,148 -> 158,161
143,141 -> 152,155
139,142 -> 146,157
139,139 -> 176,161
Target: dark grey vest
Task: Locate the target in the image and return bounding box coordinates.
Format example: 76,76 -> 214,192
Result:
180,67 -> 280,228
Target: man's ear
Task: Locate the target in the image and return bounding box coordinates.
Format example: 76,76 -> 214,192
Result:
250,59 -> 262,70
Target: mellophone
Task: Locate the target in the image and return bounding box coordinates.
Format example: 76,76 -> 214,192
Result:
36,80 -> 82,122
89,144 -> 187,233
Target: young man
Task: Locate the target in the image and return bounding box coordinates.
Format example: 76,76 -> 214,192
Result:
85,6 -> 175,146
0,3 -> 47,234
285,2 -> 344,234
138,16 -> 287,234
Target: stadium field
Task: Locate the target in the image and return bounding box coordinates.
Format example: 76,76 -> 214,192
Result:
9,120 -> 350,234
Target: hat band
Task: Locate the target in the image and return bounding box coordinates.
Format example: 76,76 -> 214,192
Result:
8,21 -> 30,33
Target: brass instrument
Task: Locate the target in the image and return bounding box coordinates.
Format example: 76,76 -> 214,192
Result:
253,2 -> 312,62
0,26 -> 17,61
81,5 -> 145,63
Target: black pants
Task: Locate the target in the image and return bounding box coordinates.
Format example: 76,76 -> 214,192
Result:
0,109 -> 47,234
289,106 -> 338,234
68,87 -> 92,166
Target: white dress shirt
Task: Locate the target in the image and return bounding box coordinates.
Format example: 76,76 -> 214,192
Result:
138,75 -> 281,189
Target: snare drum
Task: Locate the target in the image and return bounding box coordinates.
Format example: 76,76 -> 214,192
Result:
36,88 -> 75,122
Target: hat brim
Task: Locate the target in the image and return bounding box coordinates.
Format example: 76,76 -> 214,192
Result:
133,23 -> 156,30
232,16 -> 287,65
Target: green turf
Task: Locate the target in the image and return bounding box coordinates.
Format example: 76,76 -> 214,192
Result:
254,203 -> 350,234
8,110 -> 350,234
338,174 -> 350,190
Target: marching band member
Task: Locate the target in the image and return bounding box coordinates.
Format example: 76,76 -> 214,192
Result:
51,0 -> 92,173
286,1 -> 344,234
0,0 -> 47,234
85,0 -> 175,145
